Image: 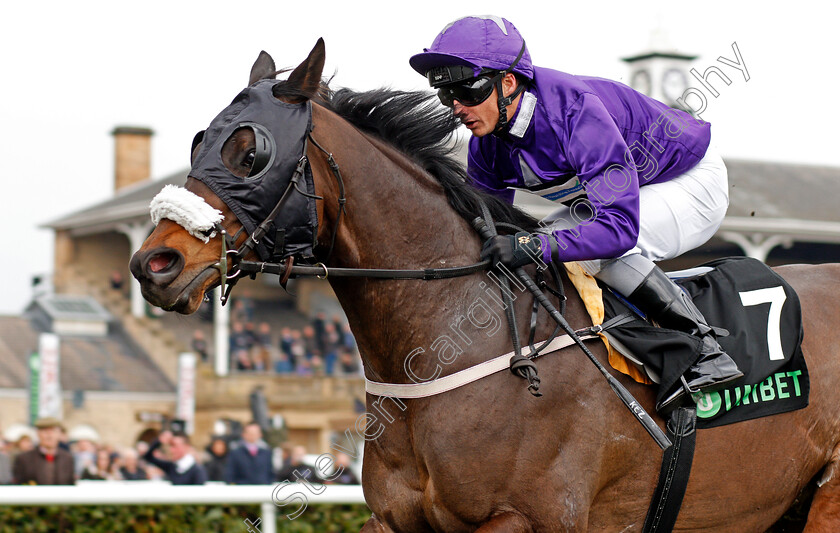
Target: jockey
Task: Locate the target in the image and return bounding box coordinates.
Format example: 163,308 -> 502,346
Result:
409,15 -> 742,412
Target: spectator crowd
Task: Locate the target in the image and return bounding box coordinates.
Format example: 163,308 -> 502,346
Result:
192,302 -> 362,376
0,299 -> 368,487
0,418 -> 360,487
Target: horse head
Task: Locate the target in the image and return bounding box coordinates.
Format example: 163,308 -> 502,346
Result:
130,40 -> 328,314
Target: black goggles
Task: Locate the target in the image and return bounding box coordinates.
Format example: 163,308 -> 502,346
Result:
437,73 -> 502,108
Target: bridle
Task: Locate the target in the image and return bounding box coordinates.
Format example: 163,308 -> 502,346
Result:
208,131 -> 492,304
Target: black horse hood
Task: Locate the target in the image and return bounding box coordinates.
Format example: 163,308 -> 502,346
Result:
189,79 -> 318,261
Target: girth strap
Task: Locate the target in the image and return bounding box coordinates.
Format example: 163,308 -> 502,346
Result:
643,406 -> 698,532
365,332 -> 598,399
364,308 -> 636,399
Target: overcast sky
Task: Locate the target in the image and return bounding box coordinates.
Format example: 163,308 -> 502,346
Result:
1,1 -> 836,314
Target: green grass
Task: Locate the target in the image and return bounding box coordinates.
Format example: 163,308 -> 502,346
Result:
0,504 -> 371,532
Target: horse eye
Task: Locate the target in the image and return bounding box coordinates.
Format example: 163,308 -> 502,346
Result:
244,149 -> 256,168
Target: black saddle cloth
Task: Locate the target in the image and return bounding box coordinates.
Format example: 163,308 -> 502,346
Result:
602,257 -> 809,429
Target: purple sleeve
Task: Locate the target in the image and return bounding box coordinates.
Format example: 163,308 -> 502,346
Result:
541,93 -> 640,263
467,139 -> 515,204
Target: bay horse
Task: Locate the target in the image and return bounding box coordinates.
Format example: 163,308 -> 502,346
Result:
130,40 -> 840,531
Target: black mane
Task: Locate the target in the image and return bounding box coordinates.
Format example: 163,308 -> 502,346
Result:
319,87 -> 538,233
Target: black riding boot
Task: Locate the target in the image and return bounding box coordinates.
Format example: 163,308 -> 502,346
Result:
627,266 -> 743,412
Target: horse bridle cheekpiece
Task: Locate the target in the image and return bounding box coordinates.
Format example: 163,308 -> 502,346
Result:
189,79 -> 319,264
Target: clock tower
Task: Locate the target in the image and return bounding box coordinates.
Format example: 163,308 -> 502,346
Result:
622,43 -> 696,108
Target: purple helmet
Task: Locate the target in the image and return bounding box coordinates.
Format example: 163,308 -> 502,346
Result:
410,16 -> 533,85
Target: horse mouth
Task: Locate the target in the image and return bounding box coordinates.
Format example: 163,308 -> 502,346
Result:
145,266 -> 220,314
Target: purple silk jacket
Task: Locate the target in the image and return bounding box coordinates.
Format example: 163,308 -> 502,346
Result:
467,66 -> 712,263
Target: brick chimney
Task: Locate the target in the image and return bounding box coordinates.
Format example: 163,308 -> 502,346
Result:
112,126 -> 154,192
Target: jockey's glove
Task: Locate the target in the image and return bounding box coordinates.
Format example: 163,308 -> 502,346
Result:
480,232 -> 543,269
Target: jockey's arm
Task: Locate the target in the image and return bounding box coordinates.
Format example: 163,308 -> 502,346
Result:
536,93 -> 640,264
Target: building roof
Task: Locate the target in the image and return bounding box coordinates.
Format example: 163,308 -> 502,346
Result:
621,51 -> 698,62
42,169 -> 187,233
514,157 -> 840,231
725,158 -> 840,221
40,157 -> 840,241
0,311 -> 175,393
34,294 -> 112,323
720,159 -> 840,245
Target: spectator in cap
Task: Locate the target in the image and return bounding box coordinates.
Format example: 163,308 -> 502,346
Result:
68,425 -> 100,478
12,418 -> 75,485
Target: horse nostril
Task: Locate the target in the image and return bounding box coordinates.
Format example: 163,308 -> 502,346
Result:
149,252 -> 177,274
132,248 -> 185,286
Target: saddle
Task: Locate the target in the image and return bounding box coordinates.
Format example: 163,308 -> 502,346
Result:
568,256 -> 809,429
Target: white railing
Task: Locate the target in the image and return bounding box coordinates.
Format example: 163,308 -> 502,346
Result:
0,482 -> 367,533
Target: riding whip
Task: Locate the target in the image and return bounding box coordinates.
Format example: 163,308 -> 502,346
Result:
473,218 -> 672,451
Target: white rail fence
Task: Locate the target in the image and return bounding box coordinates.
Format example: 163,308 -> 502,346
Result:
0,482 -> 368,533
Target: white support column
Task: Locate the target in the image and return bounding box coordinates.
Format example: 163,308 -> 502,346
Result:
117,222 -> 153,318
260,501 -> 277,533
719,231 -> 794,263
214,289 -> 230,377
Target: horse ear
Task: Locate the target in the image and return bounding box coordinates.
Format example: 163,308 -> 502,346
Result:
285,38 -> 326,99
249,51 -> 277,85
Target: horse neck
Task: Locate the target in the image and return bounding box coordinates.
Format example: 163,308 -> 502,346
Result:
311,111 -> 474,265
308,107 -> 497,381
308,106 -> 591,386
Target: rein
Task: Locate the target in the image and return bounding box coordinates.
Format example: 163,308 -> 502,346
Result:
236,258 -> 492,280
210,131 -> 493,303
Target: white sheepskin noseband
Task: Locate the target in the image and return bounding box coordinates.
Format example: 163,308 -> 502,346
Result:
149,185 -> 225,243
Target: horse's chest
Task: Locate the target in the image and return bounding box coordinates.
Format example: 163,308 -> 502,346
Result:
363,417 -> 515,530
